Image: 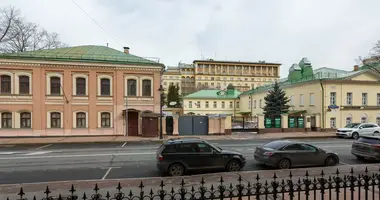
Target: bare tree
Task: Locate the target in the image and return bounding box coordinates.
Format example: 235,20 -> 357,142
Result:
356,41 -> 380,74
0,6 -> 67,53
0,6 -> 20,43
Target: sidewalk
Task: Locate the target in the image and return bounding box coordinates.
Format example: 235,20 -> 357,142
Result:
0,132 -> 336,145
1,164 -> 378,199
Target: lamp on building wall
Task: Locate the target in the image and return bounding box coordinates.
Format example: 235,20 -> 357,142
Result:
158,85 -> 165,139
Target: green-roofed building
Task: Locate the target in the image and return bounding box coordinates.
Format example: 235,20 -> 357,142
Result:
239,58 -> 380,132
0,45 -> 165,137
182,84 -> 241,116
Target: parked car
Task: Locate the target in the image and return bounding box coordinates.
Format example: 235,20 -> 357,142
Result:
254,140 -> 339,169
156,138 -> 246,176
336,123 -> 380,140
351,135 -> 380,160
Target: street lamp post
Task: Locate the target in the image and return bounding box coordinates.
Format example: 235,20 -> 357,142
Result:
158,85 -> 164,139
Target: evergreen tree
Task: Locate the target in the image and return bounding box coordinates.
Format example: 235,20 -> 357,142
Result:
166,83 -> 181,107
263,82 -> 290,118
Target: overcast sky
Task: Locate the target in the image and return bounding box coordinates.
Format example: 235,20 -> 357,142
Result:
1,0 -> 379,77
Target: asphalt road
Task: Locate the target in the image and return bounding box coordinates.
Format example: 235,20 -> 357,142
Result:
0,138 -> 374,185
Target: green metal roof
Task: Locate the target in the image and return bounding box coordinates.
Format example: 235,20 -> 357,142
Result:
0,45 -> 164,67
184,89 -> 241,99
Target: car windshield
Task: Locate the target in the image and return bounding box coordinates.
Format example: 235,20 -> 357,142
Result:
345,123 -> 361,128
206,141 -> 222,152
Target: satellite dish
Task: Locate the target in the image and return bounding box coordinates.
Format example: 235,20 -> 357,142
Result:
169,101 -> 177,106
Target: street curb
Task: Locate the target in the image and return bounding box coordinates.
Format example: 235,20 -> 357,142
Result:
0,135 -> 338,145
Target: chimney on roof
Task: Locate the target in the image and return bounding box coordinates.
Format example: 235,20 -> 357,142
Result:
354,65 -> 359,71
123,47 -> 130,54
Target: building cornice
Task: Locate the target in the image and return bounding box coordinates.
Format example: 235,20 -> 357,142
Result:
0,59 -> 162,72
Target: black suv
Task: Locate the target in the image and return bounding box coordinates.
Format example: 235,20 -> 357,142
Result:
156,138 -> 246,176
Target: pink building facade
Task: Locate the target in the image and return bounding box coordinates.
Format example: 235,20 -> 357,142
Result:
0,45 -> 164,137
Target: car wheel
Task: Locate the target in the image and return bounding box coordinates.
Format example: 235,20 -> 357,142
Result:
277,159 -> 291,169
374,131 -> 380,136
168,163 -> 185,176
325,156 -> 337,166
226,160 -> 241,172
352,132 -> 359,140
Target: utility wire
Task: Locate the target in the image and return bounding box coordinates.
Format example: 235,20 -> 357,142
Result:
70,0 -> 123,47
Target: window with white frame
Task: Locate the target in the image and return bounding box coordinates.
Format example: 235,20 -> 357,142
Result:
300,94 -> 304,106
188,101 -> 192,108
248,100 -> 251,109
236,101 -> 239,108
254,100 -> 256,109
196,101 -> 201,108
361,116 -> 367,123
346,92 -> 352,105
330,92 -> 336,105
330,117 -> 336,128
205,101 -> 209,108
222,101 -> 225,108
346,117 -> 352,126
229,101 -> 233,108
290,96 -> 294,106
377,93 -> 380,106
309,93 -> 315,106
259,99 -> 262,108
362,93 -> 367,106
213,101 -> 217,108
377,117 -> 380,126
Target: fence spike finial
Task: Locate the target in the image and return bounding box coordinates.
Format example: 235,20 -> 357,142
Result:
18,187 -> 25,198
336,168 -> 340,175
305,170 -> 309,177
70,184 -> 76,193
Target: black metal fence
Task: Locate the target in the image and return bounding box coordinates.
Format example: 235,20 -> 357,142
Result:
8,168 -> 380,200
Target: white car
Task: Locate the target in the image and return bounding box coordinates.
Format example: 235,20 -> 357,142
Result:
336,123 -> 380,139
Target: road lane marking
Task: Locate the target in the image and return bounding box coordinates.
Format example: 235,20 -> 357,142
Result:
121,142 -> 127,147
102,167 -> 112,180
36,144 -> 52,150
0,152 -> 15,155
24,151 -> 52,156
0,152 -> 156,160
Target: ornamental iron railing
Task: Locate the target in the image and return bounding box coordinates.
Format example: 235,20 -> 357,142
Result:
7,167 -> 380,200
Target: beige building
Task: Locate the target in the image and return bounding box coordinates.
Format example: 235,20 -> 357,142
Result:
0,45 -> 164,137
162,62 -> 195,96
182,86 -> 241,116
239,64 -> 380,130
162,66 -> 181,94
193,60 -> 281,92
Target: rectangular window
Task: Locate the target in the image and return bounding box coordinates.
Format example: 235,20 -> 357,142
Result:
330,92 -> 336,105
248,100 -> 251,109
188,101 -> 192,108
236,101 -> 239,108
290,96 -> 294,106
309,93 -> 315,106
378,93 -> 380,106
19,76 -> 30,94
50,77 -> 61,95
259,99 -> 262,108
362,93 -> 367,106
196,101 -> 201,108
221,101 -> 225,108
76,112 -> 86,128
300,94 -> 304,106
330,117 -> 336,129
0,75 -> 11,94
346,92 -> 352,105
213,101 -> 217,108
205,101 -> 209,108
101,112 -> 111,128
254,100 -> 256,109
20,112 -> 31,128
229,101 -> 233,108
1,112 -> 12,128
50,112 -> 61,128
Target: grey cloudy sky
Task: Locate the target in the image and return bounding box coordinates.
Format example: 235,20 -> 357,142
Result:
1,0 -> 380,77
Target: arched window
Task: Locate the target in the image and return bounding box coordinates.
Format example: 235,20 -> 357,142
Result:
346,117 -> 352,126
76,77 -> 86,95
101,112 -> 111,128
1,75 -> 11,94
50,77 -> 61,95
142,80 -> 152,96
100,78 -> 110,96
20,112 -> 31,128
1,112 -> 12,128
76,112 -> 86,128
361,116 -> 367,123
50,112 -> 61,128
19,76 -> 30,94
127,79 -> 137,96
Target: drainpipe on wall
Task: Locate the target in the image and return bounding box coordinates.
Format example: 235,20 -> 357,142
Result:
319,79 -> 325,130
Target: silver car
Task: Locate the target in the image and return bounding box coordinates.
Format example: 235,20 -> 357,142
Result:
351,136 -> 380,160
254,140 -> 340,169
